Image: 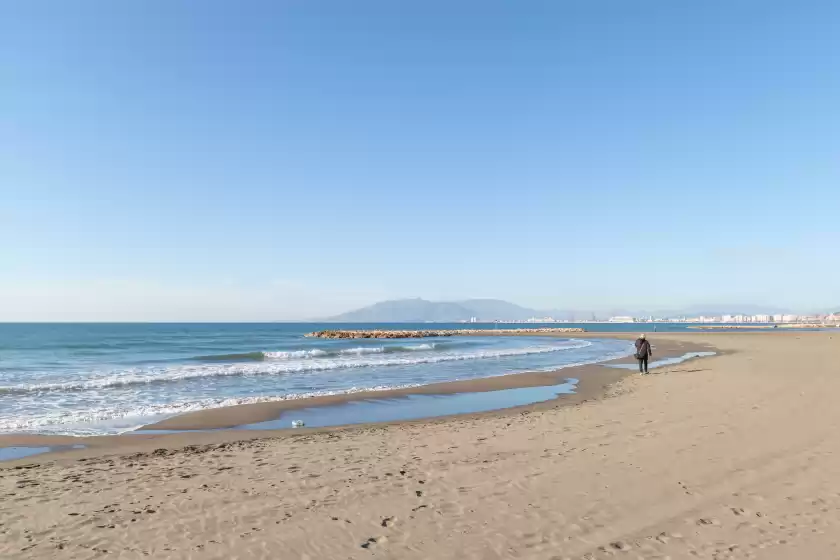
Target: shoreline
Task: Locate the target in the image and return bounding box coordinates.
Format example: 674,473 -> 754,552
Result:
141,336 -> 709,431
11,332 -> 840,558
0,334 -> 713,462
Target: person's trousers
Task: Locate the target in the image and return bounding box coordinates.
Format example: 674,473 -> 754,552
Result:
638,356 -> 648,373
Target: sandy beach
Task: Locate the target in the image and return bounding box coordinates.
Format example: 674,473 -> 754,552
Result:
3,331 -> 840,559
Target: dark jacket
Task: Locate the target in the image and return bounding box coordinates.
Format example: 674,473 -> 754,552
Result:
635,338 -> 652,358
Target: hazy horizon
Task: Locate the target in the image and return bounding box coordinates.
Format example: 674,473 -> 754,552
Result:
3,2 -> 839,322
0,296 -> 833,323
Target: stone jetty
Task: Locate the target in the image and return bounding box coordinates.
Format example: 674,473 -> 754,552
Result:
305,327 -> 586,339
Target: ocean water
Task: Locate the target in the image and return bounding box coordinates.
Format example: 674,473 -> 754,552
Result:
0,323 -> 639,435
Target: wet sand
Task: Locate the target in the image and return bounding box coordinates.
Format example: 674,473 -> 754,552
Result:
6,332 -> 840,558
0,335 -> 703,448
141,336 -> 707,431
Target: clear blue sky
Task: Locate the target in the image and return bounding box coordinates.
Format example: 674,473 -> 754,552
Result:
2,1 -> 838,320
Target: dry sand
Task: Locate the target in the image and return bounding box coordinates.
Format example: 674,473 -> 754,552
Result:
2,332 -> 840,559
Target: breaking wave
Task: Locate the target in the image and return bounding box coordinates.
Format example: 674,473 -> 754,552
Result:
0,384 -> 422,435
0,341 -> 593,395
193,343 -> 439,362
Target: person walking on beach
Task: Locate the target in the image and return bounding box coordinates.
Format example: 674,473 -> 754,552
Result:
635,334 -> 652,374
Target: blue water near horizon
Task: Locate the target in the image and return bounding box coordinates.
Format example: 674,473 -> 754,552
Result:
0,323 -> 645,435
1,321 -> 783,436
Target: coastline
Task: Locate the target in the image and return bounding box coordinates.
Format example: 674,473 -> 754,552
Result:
4,332 -> 840,559
0,334 -> 712,460
141,335 -> 710,431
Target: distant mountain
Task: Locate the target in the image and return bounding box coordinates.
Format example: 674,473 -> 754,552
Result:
324,298 -> 543,323
326,299 -> 473,322
451,299 -> 541,321
323,298 -> 797,323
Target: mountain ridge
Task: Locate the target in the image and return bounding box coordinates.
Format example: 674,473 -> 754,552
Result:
323,298 -> 537,323
322,298 -> 797,323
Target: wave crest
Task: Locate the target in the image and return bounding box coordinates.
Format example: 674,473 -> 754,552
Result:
0,383 -> 423,435
194,343 -> 438,362
0,341 -> 592,395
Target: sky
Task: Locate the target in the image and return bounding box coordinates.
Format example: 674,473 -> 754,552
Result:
2,1 -> 839,321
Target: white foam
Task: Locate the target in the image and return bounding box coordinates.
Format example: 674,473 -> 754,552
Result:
336,347 -> 385,355
0,384 -> 422,435
0,339 -> 639,437
1,340 -> 593,394
264,345 -> 433,358
263,349 -> 329,359
401,343 -> 436,351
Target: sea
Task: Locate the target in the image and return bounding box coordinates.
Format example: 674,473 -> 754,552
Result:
0,322 -> 727,436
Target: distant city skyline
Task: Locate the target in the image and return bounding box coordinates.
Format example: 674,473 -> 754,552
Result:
321,297 -> 839,325
3,2 -> 839,321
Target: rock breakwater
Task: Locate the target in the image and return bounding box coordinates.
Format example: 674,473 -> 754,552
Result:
305,328 -> 586,339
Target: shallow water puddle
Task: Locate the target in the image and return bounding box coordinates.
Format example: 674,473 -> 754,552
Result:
133,351 -> 716,435
0,444 -> 86,462
234,379 -> 579,430
606,351 -> 717,370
